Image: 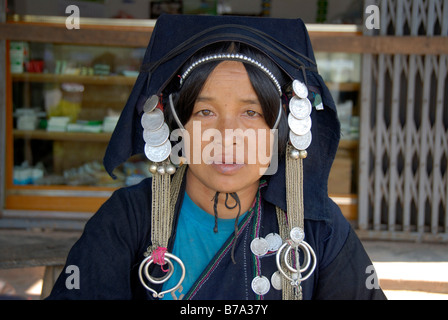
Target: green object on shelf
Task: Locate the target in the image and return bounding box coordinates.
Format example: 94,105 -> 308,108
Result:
316,0 -> 328,23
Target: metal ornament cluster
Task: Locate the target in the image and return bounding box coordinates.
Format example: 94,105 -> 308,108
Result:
141,95 -> 176,175
249,232 -> 283,295
288,80 -> 313,159
275,227 -> 317,290
274,78 -> 317,297
138,251 -> 186,299
249,228 -> 317,296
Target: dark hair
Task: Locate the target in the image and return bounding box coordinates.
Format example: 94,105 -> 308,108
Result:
163,42 -> 289,155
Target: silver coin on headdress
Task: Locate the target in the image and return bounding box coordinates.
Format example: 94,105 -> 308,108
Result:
141,108 -> 164,131
288,114 -> 312,136
292,79 -> 308,99
250,237 -> 269,257
289,130 -> 312,151
271,271 -> 282,290
144,139 -> 171,163
289,96 -> 312,120
143,95 -> 159,113
251,276 -> 270,296
264,233 -> 283,252
143,122 -> 170,147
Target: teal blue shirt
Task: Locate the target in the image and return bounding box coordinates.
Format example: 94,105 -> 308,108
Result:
162,191 -> 246,300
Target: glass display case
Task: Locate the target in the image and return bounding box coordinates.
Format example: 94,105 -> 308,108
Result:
5,40 -> 151,212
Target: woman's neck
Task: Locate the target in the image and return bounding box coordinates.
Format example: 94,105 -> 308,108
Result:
185,170 -> 259,219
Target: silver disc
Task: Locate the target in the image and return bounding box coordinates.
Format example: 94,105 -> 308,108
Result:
143,95 -> 159,113
290,227 -> 305,243
251,276 -> 270,296
250,238 -> 269,257
271,271 -> 282,290
289,96 -> 312,120
141,108 -> 164,131
144,139 -> 171,163
143,123 -> 170,147
265,233 -> 283,252
292,80 -> 308,99
288,114 -> 312,136
289,130 -> 312,151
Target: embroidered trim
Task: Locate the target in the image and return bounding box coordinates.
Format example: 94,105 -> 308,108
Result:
251,193 -> 264,300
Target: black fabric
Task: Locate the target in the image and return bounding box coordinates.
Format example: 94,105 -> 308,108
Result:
46,173 -> 386,300
313,227 -> 388,300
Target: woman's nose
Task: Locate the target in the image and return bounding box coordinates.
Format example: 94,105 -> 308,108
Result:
215,115 -> 242,147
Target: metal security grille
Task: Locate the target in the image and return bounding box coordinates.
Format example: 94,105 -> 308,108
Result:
358,0 -> 448,241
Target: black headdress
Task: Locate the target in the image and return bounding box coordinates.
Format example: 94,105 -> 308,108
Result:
104,14 -> 339,177
105,14 -> 341,300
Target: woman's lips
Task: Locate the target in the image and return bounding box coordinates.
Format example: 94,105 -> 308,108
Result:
205,153 -> 246,174
211,163 -> 245,174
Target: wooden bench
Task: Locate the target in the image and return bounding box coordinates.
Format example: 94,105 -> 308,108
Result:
0,229 -> 81,299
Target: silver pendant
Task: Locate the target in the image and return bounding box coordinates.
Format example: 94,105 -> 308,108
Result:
143,95 -> 159,113
288,114 -> 312,136
292,80 -> 308,99
290,227 -> 305,243
251,276 -> 270,296
143,122 -> 170,147
144,139 -> 171,163
289,96 -> 312,120
271,271 -> 282,290
141,108 -> 164,131
250,237 -> 269,257
289,130 -> 312,151
138,251 -> 186,299
276,240 -> 317,284
264,233 -> 282,252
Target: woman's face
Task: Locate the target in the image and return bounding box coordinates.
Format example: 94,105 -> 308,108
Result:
183,61 -> 274,194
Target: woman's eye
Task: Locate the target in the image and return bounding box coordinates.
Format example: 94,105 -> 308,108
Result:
245,110 -> 261,117
198,109 -> 213,116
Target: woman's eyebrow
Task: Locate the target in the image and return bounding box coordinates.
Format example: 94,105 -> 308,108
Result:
196,95 -> 214,102
240,98 -> 260,105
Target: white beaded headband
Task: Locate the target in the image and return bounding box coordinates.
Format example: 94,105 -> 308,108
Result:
179,53 -> 283,96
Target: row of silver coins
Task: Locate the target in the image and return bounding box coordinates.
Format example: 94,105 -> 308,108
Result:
289,80 -> 312,151
251,229 -> 312,295
250,233 -> 284,296
250,271 -> 284,295
141,95 -> 172,163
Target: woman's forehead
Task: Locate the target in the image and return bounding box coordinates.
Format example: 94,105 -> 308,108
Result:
200,61 -> 257,96
204,61 -> 250,83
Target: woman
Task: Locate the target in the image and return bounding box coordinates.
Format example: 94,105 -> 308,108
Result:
47,14 -> 386,300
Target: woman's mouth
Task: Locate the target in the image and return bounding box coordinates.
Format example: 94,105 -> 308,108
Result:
211,162 -> 245,174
